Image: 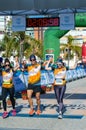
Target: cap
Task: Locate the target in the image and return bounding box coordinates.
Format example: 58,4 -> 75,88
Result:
5,58 -> 10,63
30,54 -> 36,61
57,58 -> 63,63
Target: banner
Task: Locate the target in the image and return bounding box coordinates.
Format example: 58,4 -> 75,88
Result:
13,73 -> 27,92
40,70 -> 48,85
12,16 -> 26,31
46,70 -> 55,84
0,69 -> 85,93
0,70 -> 55,93
60,13 -> 75,30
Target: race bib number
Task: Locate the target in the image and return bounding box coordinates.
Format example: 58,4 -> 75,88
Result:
55,79 -> 64,85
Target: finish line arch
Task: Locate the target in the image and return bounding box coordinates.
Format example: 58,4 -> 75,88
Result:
43,13 -> 86,61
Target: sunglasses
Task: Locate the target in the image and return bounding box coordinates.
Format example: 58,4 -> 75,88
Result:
57,63 -> 62,66
30,59 -> 36,61
5,64 -> 10,67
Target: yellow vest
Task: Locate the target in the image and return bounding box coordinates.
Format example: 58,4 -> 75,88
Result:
2,69 -> 13,88
27,64 -> 41,84
54,67 -> 66,86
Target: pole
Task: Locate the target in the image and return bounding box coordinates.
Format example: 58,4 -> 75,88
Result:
68,48 -> 71,69
19,40 -> 24,63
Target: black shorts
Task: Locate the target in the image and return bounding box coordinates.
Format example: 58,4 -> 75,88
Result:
27,84 -> 41,93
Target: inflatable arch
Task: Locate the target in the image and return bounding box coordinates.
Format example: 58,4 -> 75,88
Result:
43,13 -> 86,61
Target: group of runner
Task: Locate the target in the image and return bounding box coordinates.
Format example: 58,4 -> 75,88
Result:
0,55 -> 66,119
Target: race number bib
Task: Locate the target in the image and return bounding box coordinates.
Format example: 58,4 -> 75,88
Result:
55,79 -> 64,85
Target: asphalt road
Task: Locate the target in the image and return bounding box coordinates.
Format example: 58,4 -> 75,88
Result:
0,77 -> 86,130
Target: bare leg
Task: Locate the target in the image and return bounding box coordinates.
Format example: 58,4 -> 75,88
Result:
27,90 -> 33,110
35,92 -> 41,110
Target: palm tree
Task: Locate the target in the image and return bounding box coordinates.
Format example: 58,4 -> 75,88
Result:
1,33 -> 18,57
60,35 -> 82,67
0,31 -> 43,60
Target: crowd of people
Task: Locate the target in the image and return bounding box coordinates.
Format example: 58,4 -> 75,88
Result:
0,55 -> 67,119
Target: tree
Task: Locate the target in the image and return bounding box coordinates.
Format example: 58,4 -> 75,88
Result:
60,35 -> 82,66
0,31 -> 43,60
1,33 -> 18,57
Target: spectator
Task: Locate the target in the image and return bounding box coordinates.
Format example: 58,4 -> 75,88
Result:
0,57 -> 3,109
13,56 -> 20,71
21,58 -> 28,72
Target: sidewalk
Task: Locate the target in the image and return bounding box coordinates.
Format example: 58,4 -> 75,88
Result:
0,78 -> 86,130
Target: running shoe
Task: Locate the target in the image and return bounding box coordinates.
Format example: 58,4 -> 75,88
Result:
2,111 -> 9,119
36,109 -> 41,115
29,109 -> 35,116
12,109 -> 16,116
58,112 -> 63,119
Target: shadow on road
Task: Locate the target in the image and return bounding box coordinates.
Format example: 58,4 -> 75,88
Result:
40,93 -> 86,99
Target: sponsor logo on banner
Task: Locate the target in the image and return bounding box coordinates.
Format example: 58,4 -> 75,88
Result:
41,71 -> 48,85
45,49 -> 54,53
60,13 -> 75,30
12,16 -> 26,31
45,54 -> 54,61
46,71 -> 55,84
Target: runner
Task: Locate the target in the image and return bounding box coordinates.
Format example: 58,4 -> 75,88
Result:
2,58 -> 18,119
27,54 -> 42,116
45,57 -> 66,119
